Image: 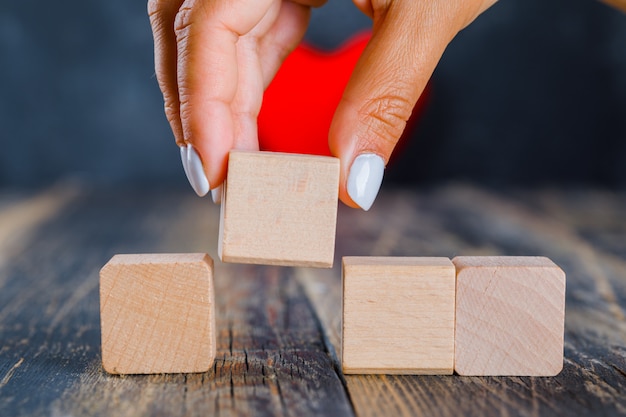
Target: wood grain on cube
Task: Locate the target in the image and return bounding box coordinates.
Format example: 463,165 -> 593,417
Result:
100,253 -> 215,374
342,257 -> 456,375
219,150 -> 340,268
453,256 -> 566,376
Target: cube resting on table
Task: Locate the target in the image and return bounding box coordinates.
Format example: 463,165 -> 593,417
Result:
453,256 -> 566,376
219,150 -> 340,268
99,253 -> 215,375
342,257 -> 456,375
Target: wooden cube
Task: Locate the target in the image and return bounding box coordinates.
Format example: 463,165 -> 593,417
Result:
219,151 -> 340,268
342,257 -> 456,374
453,256 -> 566,376
100,253 -> 215,374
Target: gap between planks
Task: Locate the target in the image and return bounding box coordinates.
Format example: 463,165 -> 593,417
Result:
0,357 -> 24,389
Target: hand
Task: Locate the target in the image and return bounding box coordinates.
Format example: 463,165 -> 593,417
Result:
148,0 -> 324,198
148,0 -> 497,209
330,0 -> 497,210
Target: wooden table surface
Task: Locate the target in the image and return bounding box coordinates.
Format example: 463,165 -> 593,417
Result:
1,182 -> 625,416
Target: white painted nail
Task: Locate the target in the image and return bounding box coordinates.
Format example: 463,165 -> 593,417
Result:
347,153 -> 384,211
180,145 -> 191,182
185,144 -> 210,197
211,185 -> 222,204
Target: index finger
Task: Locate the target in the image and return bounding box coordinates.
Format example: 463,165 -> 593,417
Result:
174,0 -> 277,188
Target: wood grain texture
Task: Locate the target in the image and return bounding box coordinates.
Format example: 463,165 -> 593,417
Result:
1,184 -> 626,416
452,256 -> 566,376
298,187 -> 626,417
0,182 -> 78,271
100,253 -> 215,374
0,189 -> 352,417
219,150 -> 340,268
342,257 -> 455,374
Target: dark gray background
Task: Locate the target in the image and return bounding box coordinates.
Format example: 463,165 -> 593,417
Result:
1,0 -> 625,188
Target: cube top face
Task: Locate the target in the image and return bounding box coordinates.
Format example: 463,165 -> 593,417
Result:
104,253 -> 211,266
453,256 -> 566,376
219,151 -> 340,268
342,257 -> 456,375
100,253 -> 215,374
343,256 -> 454,269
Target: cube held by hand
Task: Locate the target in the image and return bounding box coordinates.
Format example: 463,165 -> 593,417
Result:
219,150 -> 340,268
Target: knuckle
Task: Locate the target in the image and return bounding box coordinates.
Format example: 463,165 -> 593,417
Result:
174,6 -> 192,35
163,99 -> 179,120
146,0 -> 158,17
370,0 -> 393,18
177,95 -> 193,121
147,0 -> 167,20
358,92 -> 413,147
174,2 -> 200,37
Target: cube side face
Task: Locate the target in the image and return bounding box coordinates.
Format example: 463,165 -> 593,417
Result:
220,151 -> 340,267
453,256 -> 566,376
100,254 -> 215,374
342,257 -> 456,375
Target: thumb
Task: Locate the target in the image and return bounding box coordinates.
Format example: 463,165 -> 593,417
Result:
329,1 -> 472,210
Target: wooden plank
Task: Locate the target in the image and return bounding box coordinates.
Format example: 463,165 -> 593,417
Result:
2,184 -> 626,416
435,186 -> 626,342
298,187 -> 626,416
219,151 -> 340,268
0,188 -> 353,417
0,182 -> 79,274
57,264 -> 353,416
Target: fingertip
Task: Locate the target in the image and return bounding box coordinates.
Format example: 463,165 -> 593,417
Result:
181,143 -> 210,197
330,0 -> 444,210
211,185 -> 223,205
346,153 -> 384,211
329,99 -> 390,211
191,134 -> 228,192
331,145 -> 386,212
352,0 -> 373,18
338,190 -> 361,210
336,151 -> 385,211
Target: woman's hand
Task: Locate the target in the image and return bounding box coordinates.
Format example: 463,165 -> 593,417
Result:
330,0 -> 497,209
148,0 -> 325,198
148,0 -> 497,209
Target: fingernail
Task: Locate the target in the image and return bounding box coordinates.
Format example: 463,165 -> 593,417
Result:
184,144 -> 210,197
211,185 -> 222,204
347,153 -> 384,211
180,145 -> 191,181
